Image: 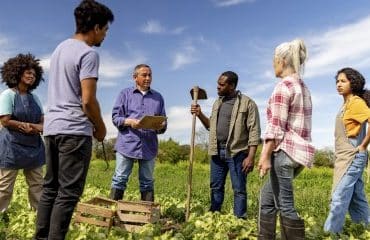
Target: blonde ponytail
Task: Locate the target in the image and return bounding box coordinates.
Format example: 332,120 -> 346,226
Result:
275,38 -> 307,77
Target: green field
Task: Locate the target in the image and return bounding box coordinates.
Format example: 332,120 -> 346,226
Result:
1,160 -> 370,239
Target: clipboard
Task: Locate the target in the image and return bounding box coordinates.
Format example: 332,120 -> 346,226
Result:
138,115 -> 167,129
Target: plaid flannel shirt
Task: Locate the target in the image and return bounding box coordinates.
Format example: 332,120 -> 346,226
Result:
264,74 -> 315,168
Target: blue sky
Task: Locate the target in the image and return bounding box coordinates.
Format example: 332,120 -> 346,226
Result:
1,0 -> 370,149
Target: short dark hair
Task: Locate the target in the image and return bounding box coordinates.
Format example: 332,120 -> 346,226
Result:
74,0 -> 114,34
1,53 -> 44,91
221,71 -> 238,88
336,67 -> 370,107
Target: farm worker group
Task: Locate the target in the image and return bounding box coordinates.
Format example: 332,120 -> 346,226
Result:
0,0 -> 369,239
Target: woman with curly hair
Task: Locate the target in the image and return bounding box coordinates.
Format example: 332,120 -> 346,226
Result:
324,68 -> 370,233
0,53 -> 45,213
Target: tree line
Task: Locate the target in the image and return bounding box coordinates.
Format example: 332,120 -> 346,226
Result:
93,136 -> 336,168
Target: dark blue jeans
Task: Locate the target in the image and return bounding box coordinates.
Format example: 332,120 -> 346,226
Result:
210,148 -> 247,218
34,135 -> 92,240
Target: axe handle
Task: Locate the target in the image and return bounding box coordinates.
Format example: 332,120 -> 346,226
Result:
186,87 -> 199,221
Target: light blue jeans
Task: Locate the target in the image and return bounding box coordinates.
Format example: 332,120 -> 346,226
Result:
111,152 -> 155,192
260,150 -> 303,219
324,151 -> 370,233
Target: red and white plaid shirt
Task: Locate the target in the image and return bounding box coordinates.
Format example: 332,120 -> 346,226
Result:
264,74 -> 315,168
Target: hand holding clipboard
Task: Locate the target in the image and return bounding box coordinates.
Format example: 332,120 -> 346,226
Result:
138,115 -> 167,130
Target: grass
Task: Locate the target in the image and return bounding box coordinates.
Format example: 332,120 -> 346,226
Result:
1,159 -> 370,239
83,160 -> 370,238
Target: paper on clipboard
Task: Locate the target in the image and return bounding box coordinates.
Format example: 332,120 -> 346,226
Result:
138,115 -> 167,129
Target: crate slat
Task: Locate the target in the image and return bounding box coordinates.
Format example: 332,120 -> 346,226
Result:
117,200 -> 159,213
74,197 -> 160,232
76,203 -> 115,218
117,211 -> 151,223
74,197 -> 117,228
74,213 -> 112,227
86,196 -> 117,205
115,200 -> 160,232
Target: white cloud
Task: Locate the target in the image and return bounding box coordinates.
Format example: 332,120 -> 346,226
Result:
213,0 -> 255,7
140,20 -> 186,35
171,45 -> 198,70
36,47 -> 146,87
37,51 -> 146,88
0,37 -> 8,46
102,105 -> 200,144
101,92 -> 334,149
40,54 -> 51,73
241,79 -> 275,97
245,15 -> 370,150
160,99 -> 215,143
172,26 -> 187,35
311,127 -> 334,148
103,113 -> 118,139
170,35 -> 220,70
0,34 -> 14,65
310,92 -> 338,107
305,15 -> 370,78
140,20 -> 165,34
166,106 -> 193,130
102,105 -> 204,144
99,51 -> 146,81
103,97 -> 215,144
261,70 -> 273,79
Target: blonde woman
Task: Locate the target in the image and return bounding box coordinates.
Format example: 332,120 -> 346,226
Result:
258,39 -> 315,239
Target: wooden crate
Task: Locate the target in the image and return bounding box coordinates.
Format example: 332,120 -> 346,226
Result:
115,200 -> 160,232
74,196 -> 117,228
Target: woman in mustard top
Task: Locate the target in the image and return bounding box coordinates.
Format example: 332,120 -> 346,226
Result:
324,67 -> 370,233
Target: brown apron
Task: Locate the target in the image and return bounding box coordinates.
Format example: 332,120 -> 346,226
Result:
332,109 -> 358,194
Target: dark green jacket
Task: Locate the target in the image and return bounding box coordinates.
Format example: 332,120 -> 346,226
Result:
208,91 -> 261,157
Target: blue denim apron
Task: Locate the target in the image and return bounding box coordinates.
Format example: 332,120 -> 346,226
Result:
0,91 -> 45,169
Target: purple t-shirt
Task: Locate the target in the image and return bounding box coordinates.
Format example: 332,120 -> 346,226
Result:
112,87 -> 166,160
44,39 -> 99,136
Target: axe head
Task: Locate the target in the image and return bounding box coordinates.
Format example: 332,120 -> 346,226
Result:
190,86 -> 207,100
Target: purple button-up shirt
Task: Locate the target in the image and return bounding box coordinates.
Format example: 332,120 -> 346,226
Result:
112,86 -> 166,160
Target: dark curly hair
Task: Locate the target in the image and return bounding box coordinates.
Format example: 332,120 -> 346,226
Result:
1,53 -> 44,91
74,0 -> 114,34
336,67 -> 370,107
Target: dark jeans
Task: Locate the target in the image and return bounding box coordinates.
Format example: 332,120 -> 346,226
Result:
260,150 -> 303,219
34,135 -> 92,240
210,148 -> 247,218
